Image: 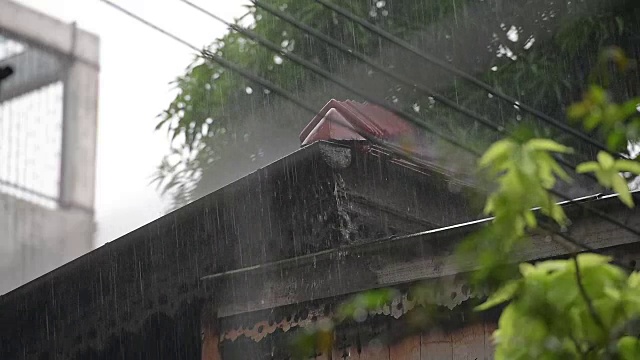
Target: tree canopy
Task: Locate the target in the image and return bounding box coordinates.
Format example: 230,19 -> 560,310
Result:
154,0 -> 639,208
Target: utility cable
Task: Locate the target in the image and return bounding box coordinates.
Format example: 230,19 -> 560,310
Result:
100,0 -> 639,278
179,0 -> 479,156
107,0 -> 640,240
314,0 -> 619,157
250,0 -> 614,204
179,0 -> 640,237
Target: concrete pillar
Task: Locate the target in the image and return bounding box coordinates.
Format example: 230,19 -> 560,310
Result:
0,0 -> 99,292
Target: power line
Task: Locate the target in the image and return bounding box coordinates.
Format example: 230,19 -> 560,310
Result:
109,0 -> 640,241
179,0 -> 479,156
99,0 -> 639,275
202,194 -> 637,280
99,0 -> 455,181
178,0 -> 640,238
101,0 -> 201,52
250,0 -> 609,202
314,0 -> 618,157
251,0 -> 504,134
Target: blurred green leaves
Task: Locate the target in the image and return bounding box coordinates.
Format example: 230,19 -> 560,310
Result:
577,151 -> 640,207
458,137 -> 573,287
335,288 -> 400,323
568,85 -> 640,152
472,48 -> 640,360
478,254 -> 640,359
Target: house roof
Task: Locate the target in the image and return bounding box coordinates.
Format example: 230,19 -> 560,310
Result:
300,99 -> 477,185
300,99 -> 417,146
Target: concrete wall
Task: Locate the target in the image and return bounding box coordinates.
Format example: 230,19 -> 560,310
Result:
0,0 -> 98,294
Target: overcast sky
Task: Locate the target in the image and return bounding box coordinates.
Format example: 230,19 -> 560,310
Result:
14,0 -> 250,246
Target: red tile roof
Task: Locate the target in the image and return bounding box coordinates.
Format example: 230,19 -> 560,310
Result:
299,99 -> 416,146
300,99 -> 476,184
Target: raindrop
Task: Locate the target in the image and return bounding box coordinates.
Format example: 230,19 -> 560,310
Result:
243,133 -> 250,142
282,31 -> 288,37
205,117 -> 214,124
636,104 -> 640,112
273,55 -> 283,65
382,9 -> 388,16
488,93 -> 494,98
281,39 -> 289,48
516,115 -> 522,121
255,14 -> 262,21
506,25 -> 519,42
279,3 -> 288,11
213,72 -> 221,80
353,308 -> 367,322
263,88 -> 271,95
514,101 -> 520,110
245,86 -> 253,94
491,66 -> 498,71
412,103 -> 420,113
391,95 -> 398,103
286,40 -> 295,52
428,96 -> 436,105
204,83 -> 211,90
524,36 -> 536,50
369,8 -> 377,17
376,0 -> 386,8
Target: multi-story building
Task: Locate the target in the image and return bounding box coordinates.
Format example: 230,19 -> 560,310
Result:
0,0 -> 99,294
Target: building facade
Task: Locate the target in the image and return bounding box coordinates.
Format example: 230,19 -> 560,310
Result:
0,0 -> 99,294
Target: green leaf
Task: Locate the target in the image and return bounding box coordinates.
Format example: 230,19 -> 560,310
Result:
615,160 -> 640,174
597,151 -> 616,169
476,280 -> 520,311
611,174 -> 634,207
628,272 -> 640,289
576,161 -> 600,174
588,85 -> 608,105
524,211 -> 537,228
534,259 -> 569,273
519,263 -> 536,276
607,129 -> 629,152
575,253 -> 613,268
584,113 -> 603,130
527,138 -> 573,154
479,139 -> 514,169
567,103 -> 588,120
617,336 -> 640,360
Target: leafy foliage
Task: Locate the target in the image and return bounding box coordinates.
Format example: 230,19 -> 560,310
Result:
290,46 -> 640,358
154,0 -> 640,207
577,151 -> 640,207
153,0 -> 468,206
478,254 -> 640,359
151,1 -> 640,354
568,85 -> 640,152
457,137 -> 572,287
